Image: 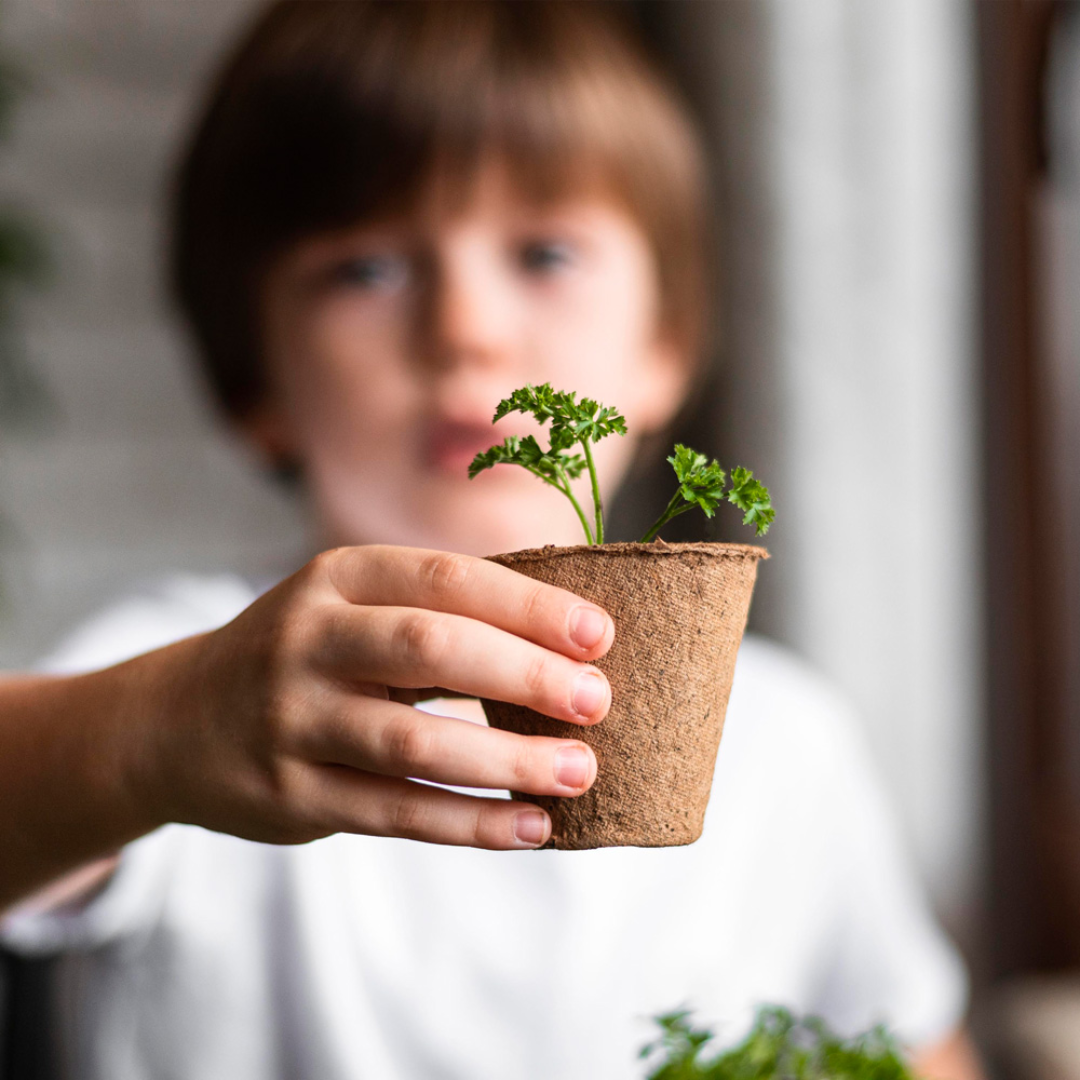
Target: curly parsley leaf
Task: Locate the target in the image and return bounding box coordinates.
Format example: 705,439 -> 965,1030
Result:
468,434 -> 585,482
471,385 -> 774,545
492,384 -> 627,445
727,466 -> 775,536
476,384 -> 627,543
640,446 -> 771,543
669,444 -> 727,518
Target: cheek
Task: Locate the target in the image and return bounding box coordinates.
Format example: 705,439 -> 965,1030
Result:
274,294 -> 416,456
529,260 -> 667,423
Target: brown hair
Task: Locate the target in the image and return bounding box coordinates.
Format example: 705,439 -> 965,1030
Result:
171,0 -> 712,421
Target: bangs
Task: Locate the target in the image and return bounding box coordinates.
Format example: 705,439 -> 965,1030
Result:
173,0 -> 710,418
206,1 -> 697,241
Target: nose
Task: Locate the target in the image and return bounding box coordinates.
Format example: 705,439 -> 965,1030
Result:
419,239 -> 517,372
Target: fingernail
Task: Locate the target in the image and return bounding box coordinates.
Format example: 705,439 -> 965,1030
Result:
572,670 -> 608,718
570,605 -> 609,650
513,810 -> 549,847
554,745 -> 593,790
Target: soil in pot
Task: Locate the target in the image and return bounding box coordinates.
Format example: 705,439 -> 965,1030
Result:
482,540 -> 767,849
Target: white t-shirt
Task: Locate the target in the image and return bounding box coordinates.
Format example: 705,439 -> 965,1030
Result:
1,573 -> 967,1080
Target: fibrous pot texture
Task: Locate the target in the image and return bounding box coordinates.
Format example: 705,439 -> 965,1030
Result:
482,541 -> 767,849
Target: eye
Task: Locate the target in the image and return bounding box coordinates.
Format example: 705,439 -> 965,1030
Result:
328,253 -> 409,291
517,239 -> 575,275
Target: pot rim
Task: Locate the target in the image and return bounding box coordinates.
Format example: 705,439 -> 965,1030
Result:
488,540 -> 769,563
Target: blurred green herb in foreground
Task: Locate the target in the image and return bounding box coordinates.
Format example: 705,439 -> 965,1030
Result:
641,1006 -> 914,1080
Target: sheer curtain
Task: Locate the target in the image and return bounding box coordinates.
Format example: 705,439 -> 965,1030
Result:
661,0 -> 981,925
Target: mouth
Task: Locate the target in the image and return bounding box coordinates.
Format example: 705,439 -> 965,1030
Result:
424,419 -> 510,476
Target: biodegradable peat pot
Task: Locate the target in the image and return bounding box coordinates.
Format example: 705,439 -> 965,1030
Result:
482,541 -> 768,849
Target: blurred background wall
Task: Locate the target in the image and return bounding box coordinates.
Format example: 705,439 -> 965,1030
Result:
0,0 -> 305,671
657,0 -> 982,935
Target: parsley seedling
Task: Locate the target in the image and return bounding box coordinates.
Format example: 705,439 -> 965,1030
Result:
468,384 -> 774,545
640,1006 -> 914,1080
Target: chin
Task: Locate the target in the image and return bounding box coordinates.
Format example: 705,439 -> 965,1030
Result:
420,514 -> 580,557
415,499 -> 585,556
325,477 -> 588,555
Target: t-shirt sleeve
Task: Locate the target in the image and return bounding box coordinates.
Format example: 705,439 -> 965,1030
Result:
34,573 -> 258,675
0,829 -> 179,957
808,690 -> 969,1050
0,575 -> 257,956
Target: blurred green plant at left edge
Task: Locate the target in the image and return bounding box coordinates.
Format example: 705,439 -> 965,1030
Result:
0,41 -> 50,429
0,26 -> 51,624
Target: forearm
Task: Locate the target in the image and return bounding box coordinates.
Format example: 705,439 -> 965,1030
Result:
0,646 -> 181,911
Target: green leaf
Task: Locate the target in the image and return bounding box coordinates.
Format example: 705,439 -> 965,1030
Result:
491,383 -> 626,448
493,384 -> 559,425
667,444 -> 727,519
641,1004 -> 914,1080
727,466 -> 775,536
467,434 -> 584,481
564,397 -> 628,443
481,384 -> 627,544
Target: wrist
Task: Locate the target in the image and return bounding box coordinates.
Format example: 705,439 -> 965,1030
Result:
106,633 -> 207,833
0,661 -> 172,910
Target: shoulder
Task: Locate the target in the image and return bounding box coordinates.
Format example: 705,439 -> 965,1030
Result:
37,572 -> 261,675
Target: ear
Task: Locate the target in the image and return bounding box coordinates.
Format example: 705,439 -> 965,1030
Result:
630,336 -> 695,435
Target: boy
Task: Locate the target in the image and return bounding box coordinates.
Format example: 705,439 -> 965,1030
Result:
0,3 -> 978,1076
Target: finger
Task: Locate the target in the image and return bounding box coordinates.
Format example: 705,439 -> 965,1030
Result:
309,766 -> 553,850
302,696 -> 597,796
316,605 -> 611,724
319,546 -> 614,661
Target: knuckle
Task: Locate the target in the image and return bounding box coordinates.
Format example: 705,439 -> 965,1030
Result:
507,741 -> 534,790
307,548 -> 338,577
305,548 -> 344,591
308,545 -> 374,601
270,598 -> 318,657
470,806 -> 491,847
522,650 -> 552,700
521,581 -> 551,630
389,790 -> 428,839
308,603 -> 348,661
419,551 -> 473,601
471,805 -> 509,850
395,611 -> 450,670
250,760 -> 322,838
262,680 -> 303,747
386,715 -> 436,775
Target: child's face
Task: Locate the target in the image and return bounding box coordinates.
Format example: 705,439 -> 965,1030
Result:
257,162 -> 690,555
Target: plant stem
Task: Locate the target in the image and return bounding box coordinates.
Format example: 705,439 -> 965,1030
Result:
560,474 -> 596,545
639,492 -> 692,543
581,439 -> 604,544
533,466 -> 594,544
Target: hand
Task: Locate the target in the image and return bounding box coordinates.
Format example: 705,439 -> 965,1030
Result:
132,546 -> 613,850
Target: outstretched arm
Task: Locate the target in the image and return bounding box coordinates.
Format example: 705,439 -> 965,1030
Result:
0,546 -> 614,911
0,659 -> 167,912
